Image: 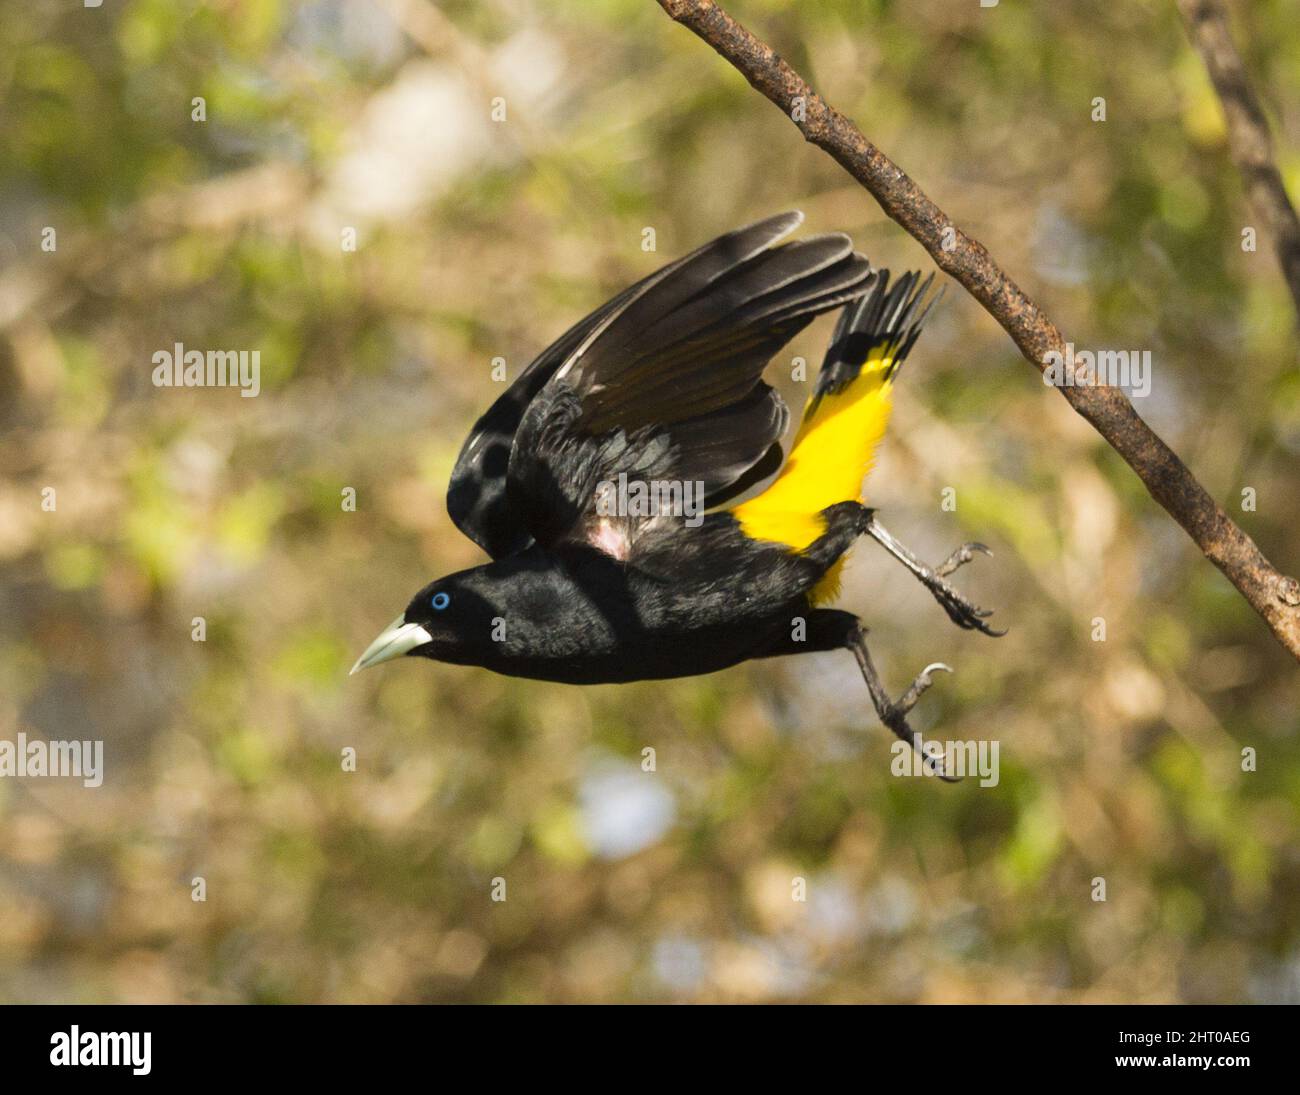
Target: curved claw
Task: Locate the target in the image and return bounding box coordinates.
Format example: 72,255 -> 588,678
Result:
921,749 -> 961,783
936,541 -> 994,578
898,661 -> 953,711
928,578 -> 1006,637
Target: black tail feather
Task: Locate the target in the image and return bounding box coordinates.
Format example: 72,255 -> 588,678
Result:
815,269 -> 942,403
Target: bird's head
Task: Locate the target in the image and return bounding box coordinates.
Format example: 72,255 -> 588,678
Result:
350,570 -> 500,674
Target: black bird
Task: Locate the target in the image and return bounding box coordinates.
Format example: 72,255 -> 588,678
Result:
352,213 -> 1002,769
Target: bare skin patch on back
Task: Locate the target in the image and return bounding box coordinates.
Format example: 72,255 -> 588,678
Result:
589,519 -> 632,561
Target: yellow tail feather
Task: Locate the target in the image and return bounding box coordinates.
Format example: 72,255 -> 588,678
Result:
731,345 -> 898,604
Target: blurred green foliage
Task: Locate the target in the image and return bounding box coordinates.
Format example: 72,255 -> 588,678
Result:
0,0 -> 1298,1003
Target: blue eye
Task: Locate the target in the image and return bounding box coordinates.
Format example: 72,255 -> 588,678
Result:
431,591 -> 450,611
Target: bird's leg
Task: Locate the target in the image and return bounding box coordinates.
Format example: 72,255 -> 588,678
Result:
801,501 -> 874,571
863,514 -> 1004,636
846,621 -> 958,782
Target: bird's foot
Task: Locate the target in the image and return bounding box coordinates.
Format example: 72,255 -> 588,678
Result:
877,661 -> 958,781
921,556 -> 1004,636
936,541 -> 991,578
864,518 -> 1005,637
848,627 -> 960,782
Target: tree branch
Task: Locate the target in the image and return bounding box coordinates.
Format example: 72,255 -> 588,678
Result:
654,0 -> 1300,660
1176,0 -> 1300,321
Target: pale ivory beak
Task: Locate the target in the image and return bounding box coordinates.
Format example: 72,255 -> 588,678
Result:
350,615 -> 434,675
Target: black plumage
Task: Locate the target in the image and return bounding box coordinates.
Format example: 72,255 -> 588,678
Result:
355,213 -> 1002,775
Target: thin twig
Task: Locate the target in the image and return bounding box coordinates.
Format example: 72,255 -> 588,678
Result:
653,0 -> 1300,661
1176,0 -> 1300,321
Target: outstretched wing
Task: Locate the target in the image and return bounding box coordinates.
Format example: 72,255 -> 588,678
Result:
505,220 -> 875,559
446,212 -> 810,559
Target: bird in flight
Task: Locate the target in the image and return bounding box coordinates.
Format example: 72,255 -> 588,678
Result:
352,212 -> 1002,773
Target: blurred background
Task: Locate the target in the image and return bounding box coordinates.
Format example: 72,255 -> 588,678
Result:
1,0 -> 1298,1004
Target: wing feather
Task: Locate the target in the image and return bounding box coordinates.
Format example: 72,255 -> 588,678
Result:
506,218 -> 876,557
446,212 -> 806,558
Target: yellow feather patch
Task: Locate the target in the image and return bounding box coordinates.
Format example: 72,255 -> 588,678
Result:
731,346 -> 897,604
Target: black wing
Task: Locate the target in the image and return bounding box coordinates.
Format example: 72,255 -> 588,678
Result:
446,212 -> 810,559
505,218 -> 875,558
